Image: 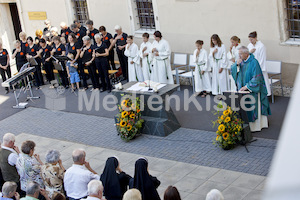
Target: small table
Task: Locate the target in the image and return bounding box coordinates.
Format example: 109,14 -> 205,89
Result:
112,82 -> 181,137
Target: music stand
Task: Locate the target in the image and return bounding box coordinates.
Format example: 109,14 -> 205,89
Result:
29,58 -> 38,66
51,56 -> 64,71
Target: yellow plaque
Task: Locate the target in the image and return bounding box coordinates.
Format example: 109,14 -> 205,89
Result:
28,12 -> 47,20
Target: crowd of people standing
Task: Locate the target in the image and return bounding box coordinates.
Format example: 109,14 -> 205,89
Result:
0,133 -> 224,200
0,18 -> 270,98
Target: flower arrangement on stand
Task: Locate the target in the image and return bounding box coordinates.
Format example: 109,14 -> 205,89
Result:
213,106 -> 244,150
115,95 -> 144,141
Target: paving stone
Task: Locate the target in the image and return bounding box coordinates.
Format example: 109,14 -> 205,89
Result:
231,173 -> 265,189
209,169 -> 242,184
174,177 -> 205,193
222,186 -> 252,200
193,180 -> 228,195
187,165 -> 220,180
243,190 -> 263,200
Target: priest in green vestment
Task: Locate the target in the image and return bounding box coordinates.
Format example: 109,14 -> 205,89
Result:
231,46 -> 271,132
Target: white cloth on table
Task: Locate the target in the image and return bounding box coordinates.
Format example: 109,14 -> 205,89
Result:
193,48 -> 211,92
125,43 -> 144,82
247,41 -> 271,96
151,39 -> 174,84
209,44 -> 228,95
140,41 -> 153,81
1,146 -> 18,166
249,93 -> 268,132
64,164 -> 100,199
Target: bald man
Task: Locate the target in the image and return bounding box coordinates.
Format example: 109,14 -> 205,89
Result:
64,149 -> 100,200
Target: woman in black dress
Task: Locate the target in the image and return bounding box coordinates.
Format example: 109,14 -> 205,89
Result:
51,36 -> 69,88
12,40 -> 27,72
80,36 -> 99,91
0,40 -> 11,93
38,38 -> 54,85
129,158 -> 161,200
94,33 -> 111,92
26,36 -> 44,88
100,157 -> 132,200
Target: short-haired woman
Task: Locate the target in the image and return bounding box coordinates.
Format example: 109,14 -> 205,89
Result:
41,150 -> 65,198
16,140 -> 44,193
12,40 -> 27,72
209,34 -> 228,95
94,33 -> 111,92
122,189 -> 141,200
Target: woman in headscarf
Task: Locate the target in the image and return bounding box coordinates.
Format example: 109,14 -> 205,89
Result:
100,157 -> 132,200
129,158 -> 161,200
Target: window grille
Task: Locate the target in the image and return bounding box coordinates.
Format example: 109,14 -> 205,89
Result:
135,0 -> 155,30
72,0 -> 89,24
286,0 -> 300,39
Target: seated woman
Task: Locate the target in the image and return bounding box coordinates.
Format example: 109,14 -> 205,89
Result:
40,150 -> 65,198
129,158 -> 161,200
100,157 -> 132,200
0,181 -> 20,200
16,140 -> 44,193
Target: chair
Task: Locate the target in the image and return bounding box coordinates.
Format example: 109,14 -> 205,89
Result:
171,53 -> 188,84
266,60 -> 283,103
176,54 -> 196,92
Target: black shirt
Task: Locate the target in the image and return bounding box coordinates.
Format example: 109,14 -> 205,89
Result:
40,45 -> 52,63
73,30 -> 85,48
12,48 -> 27,64
66,42 -> 80,58
79,26 -> 87,35
102,32 -> 113,50
53,44 -> 66,56
26,44 -> 39,56
88,28 -> 99,44
81,45 -> 95,64
95,43 -> 108,59
60,27 -> 72,41
113,33 -> 128,49
20,41 -> 28,53
0,49 -> 9,66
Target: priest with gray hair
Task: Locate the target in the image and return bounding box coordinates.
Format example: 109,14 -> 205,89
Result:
231,46 -> 271,132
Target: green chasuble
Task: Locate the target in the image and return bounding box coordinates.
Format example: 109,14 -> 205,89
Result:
231,54 -> 271,122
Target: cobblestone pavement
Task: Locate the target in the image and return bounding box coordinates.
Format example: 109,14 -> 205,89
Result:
14,133 -> 266,200
0,107 -> 276,176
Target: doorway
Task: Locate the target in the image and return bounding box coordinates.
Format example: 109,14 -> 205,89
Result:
9,3 -> 22,40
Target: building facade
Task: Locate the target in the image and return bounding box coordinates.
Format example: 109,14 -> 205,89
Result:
0,0 -> 299,87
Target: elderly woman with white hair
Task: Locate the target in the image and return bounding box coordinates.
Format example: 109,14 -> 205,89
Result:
205,189 -> 224,200
0,181 -> 20,200
40,150 -> 65,198
81,180 -> 104,200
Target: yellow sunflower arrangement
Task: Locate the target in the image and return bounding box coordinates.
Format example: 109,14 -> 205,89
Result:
116,95 -> 144,142
213,106 -> 244,150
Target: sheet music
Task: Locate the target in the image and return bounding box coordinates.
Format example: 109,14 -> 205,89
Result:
126,82 -> 166,92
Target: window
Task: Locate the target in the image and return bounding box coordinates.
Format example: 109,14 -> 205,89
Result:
72,0 -> 89,24
135,0 -> 155,30
286,0 -> 300,40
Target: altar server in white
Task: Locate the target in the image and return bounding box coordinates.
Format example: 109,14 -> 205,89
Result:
139,32 -> 152,81
193,40 -> 211,97
151,31 -> 174,84
247,31 -> 271,96
124,35 -> 144,82
209,34 -> 228,95
227,36 -> 242,91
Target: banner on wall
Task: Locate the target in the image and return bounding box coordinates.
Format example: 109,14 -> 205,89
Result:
28,12 -> 47,20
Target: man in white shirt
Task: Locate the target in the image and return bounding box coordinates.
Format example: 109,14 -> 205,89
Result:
81,180 -> 104,200
0,133 -> 20,190
64,149 -> 100,200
